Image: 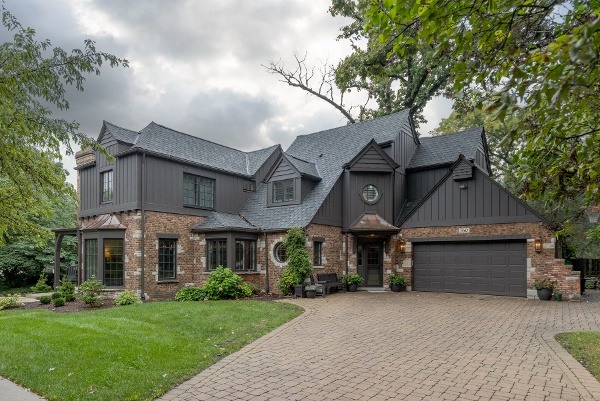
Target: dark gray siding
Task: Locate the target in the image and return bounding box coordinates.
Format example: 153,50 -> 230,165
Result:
349,172 -> 394,224
255,147 -> 281,183
402,168 -> 541,228
406,167 -> 449,201
79,148 -> 140,217
474,148 -> 490,175
312,176 -> 343,226
452,160 -> 473,180
269,158 -> 298,181
143,155 -> 252,216
393,123 -> 418,222
350,147 -> 394,172
301,179 -> 316,201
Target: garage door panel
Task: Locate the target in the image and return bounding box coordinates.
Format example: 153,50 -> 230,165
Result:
413,241 -> 526,297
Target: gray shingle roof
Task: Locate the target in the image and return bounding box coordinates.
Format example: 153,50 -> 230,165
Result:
101,121 -> 139,145
240,110 -> 412,230
285,154 -> 321,181
192,212 -> 257,232
133,122 -> 278,177
407,127 -> 484,169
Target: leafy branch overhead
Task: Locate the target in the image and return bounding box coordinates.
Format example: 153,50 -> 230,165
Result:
366,0 -> 600,208
264,0 -> 452,126
0,4 -> 128,242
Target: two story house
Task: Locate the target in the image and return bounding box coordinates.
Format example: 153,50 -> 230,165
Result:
68,111 -> 580,300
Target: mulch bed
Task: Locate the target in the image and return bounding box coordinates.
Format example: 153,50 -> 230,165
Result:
23,298 -> 114,313
18,293 -> 287,313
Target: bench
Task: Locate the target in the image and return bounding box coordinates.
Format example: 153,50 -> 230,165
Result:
316,273 -> 344,295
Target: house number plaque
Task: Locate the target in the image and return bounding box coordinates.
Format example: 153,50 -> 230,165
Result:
458,227 -> 470,234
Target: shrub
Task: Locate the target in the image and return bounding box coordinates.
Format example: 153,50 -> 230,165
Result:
278,227 -> 313,295
57,278 -> 75,301
389,275 -> 405,285
39,295 -> 51,304
342,274 -> 363,285
0,294 -> 23,310
203,267 -> 253,300
278,267 -> 301,295
51,292 -> 63,300
52,297 -> 65,307
114,290 -> 141,306
533,279 -> 556,291
175,286 -> 206,301
78,277 -> 104,306
30,273 -> 52,293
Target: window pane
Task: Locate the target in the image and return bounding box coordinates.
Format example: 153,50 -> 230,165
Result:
235,240 -> 257,271
207,239 -> 227,270
158,239 -> 177,280
183,173 -> 197,206
235,240 -> 245,271
102,171 -> 113,202
284,179 -> 294,201
103,239 -> 124,286
85,239 -> 98,280
273,181 -> 283,202
313,241 -> 322,266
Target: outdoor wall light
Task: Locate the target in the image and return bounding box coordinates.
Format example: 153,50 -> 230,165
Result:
534,239 -> 543,252
399,240 -> 406,253
459,183 -> 467,189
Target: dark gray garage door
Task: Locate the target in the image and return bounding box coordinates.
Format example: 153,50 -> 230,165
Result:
413,241 -> 526,297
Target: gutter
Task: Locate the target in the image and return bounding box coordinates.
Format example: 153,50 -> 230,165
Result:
264,232 -> 269,293
140,152 -> 146,300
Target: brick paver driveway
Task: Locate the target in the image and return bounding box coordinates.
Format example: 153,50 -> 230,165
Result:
159,292 -> 600,401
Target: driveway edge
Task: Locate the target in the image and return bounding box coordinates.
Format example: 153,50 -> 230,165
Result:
538,332 -> 600,401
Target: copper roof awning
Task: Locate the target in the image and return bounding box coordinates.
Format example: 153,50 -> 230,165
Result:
80,214 -> 127,230
349,212 -> 400,234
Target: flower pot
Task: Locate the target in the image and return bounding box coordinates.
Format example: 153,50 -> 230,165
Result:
537,288 -> 552,301
390,283 -> 404,292
306,290 -> 316,298
554,293 -> 563,302
348,283 -> 358,292
294,285 -> 305,298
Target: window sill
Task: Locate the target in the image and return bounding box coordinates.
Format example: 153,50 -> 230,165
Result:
313,265 -> 325,269
202,271 -> 259,275
157,279 -> 179,284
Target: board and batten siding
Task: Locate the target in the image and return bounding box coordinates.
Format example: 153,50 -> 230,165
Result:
402,168 -> 541,228
312,176 -> 343,226
254,147 -> 282,183
351,147 -> 395,172
143,155 -> 253,216
406,167 -> 449,202
393,125 -> 418,221
348,172 -> 394,225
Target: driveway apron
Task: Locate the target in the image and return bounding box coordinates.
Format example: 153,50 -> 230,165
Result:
159,291 -> 600,401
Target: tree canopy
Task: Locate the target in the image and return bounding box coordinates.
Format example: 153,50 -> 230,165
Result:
0,5 -> 127,242
365,0 -> 600,210
265,0 -> 452,126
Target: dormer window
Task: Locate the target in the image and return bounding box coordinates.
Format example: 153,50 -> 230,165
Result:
272,179 -> 295,203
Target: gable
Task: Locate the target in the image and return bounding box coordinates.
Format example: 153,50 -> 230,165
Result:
267,157 -> 300,182
347,140 -> 398,172
401,160 -> 544,228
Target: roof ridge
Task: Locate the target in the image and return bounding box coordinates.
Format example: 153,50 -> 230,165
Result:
144,122 -> 246,154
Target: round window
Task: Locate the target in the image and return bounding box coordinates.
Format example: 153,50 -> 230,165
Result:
273,242 -> 287,263
362,184 -> 380,204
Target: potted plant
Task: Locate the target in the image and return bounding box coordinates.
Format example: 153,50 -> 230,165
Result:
389,275 -> 406,292
304,284 -> 317,298
342,274 -> 363,292
533,279 -> 556,301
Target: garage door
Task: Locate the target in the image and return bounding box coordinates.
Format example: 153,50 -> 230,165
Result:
413,241 -> 526,297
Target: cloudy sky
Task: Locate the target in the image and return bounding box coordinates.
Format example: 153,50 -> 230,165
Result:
3,0 -> 452,186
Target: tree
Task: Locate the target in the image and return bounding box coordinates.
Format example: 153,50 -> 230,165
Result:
264,0 -> 452,126
0,4 -> 127,242
365,0 -> 600,210
0,187 -> 78,287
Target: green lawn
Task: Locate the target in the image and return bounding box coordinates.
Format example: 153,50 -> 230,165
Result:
0,301 -> 302,401
556,332 -> 600,381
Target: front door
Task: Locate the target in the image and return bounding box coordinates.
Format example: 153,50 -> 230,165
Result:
357,243 -> 383,286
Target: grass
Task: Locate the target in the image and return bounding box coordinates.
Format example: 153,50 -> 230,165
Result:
0,300 -> 302,401
555,332 -> 600,381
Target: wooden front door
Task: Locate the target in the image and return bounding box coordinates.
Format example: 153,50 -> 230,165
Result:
357,242 -> 383,286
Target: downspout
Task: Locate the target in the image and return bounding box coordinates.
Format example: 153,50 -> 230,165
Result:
345,233 -> 349,276
140,152 -> 146,301
264,231 -> 269,293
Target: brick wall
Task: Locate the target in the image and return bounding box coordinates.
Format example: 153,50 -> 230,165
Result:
399,222 -> 581,301
266,224 -> 346,294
